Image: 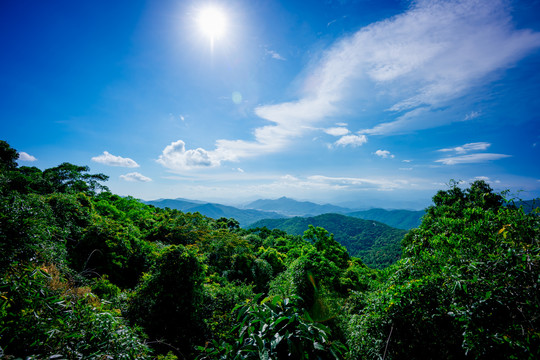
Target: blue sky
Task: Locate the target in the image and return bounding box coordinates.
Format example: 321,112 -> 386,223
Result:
1,0 -> 540,209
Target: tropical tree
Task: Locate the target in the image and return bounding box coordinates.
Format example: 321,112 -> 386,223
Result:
43,162 -> 109,194
128,245 -> 205,357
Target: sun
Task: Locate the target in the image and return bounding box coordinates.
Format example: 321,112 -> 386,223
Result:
197,6 -> 227,41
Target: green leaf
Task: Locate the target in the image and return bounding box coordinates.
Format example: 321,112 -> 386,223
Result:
274,316 -> 289,328
254,334 -> 264,350
271,333 -> 284,349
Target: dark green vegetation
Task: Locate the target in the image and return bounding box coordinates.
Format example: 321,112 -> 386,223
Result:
250,214 -> 407,268
1,140 -> 539,359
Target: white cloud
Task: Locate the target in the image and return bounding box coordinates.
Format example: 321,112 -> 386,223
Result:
399,167 -> 413,171
157,140 -> 217,170
120,172 -> 152,182
324,127 -> 350,136
266,49 -> 286,61
468,176 -> 501,185
18,152 -> 37,162
92,151 -> 139,168
402,159 -> 412,163
281,174 -> 300,182
307,175 -> 409,191
334,134 -> 367,147
438,142 -> 491,154
435,153 -> 511,165
464,111 -> 481,121
159,95 -> 344,171
362,107 -> 431,135
344,0 -> 539,134
375,150 -> 395,158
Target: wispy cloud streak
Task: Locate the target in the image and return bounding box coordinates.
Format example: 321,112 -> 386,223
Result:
436,153 -> 511,165
438,142 -> 491,154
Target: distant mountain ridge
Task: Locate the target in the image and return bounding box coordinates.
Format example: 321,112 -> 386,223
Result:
507,198 -> 540,214
145,198 -> 285,227
146,196 -> 538,231
244,196 -> 352,217
244,197 -> 424,229
249,213 -> 408,268
146,197 -> 426,229
347,208 -> 425,230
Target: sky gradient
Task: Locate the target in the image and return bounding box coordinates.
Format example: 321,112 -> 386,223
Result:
1,0 -> 540,209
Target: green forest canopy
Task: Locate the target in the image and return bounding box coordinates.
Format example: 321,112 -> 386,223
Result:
0,140 -> 538,359
250,214 -> 407,268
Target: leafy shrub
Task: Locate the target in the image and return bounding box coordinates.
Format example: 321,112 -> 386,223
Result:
69,214 -> 154,288
197,294 -> 346,359
91,274 -> 121,300
0,265 -> 151,359
201,280 -> 255,343
0,193 -> 58,271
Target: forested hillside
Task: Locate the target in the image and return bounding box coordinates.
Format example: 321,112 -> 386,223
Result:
1,140 -> 539,359
250,214 -> 407,268
347,208 -> 425,230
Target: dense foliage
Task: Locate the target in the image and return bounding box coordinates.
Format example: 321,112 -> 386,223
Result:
250,214 -> 407,268
347,181 -> 540,359
1,140 -> 539,359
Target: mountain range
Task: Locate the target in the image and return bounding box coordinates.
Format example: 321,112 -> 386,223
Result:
144,198 -> 285,227
242,196 -> 353,217
145,197 -> 425,229
507,198 -> 540,214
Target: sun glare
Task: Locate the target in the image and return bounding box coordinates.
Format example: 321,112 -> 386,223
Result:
197,6 -> 227,41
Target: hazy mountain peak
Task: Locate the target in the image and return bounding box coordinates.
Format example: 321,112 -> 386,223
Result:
245,197 -> 352,217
